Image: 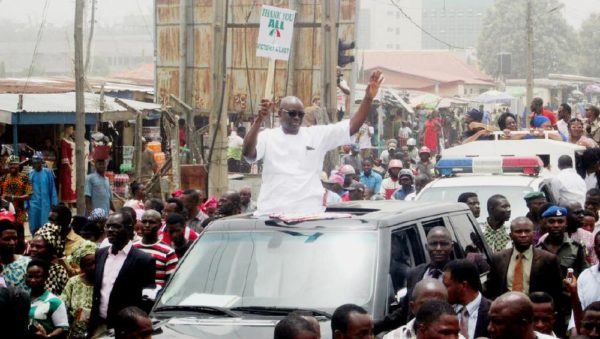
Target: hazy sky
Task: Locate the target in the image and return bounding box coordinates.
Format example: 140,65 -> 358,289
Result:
0,0 -> 599,33
0,0 -> 153,26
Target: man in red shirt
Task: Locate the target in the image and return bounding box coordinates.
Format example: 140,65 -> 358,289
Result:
133,210 -> 178,287
158,198 -> 199,246
529,97 -> 557,127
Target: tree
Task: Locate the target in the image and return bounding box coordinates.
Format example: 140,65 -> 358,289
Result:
478,0 -> 578,79
578,14 -> 600,77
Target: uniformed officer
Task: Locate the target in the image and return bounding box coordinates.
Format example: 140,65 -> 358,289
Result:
536,205 -> 588,278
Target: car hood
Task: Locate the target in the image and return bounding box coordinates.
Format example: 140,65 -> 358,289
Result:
151,317 -> 332,338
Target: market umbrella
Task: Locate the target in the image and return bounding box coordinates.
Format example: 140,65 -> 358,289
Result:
410,93 -> 442,110
474,90 -> 514,104
585,84 -> 600,94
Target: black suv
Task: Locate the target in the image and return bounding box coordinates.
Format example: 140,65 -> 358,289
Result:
149,200 -> 492,338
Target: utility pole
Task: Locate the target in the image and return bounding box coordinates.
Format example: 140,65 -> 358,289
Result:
526,0 -> 533,109
207,0 -> 228,198
179,0 -> 195,158
321,0 -> 338,123
74,0 -> 86,213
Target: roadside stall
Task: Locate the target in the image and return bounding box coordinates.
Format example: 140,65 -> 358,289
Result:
0,92 -> 165,202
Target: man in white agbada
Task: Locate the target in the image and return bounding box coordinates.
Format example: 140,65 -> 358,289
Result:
243,70 -> 384,216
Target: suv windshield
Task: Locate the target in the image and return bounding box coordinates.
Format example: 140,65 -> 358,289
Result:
158,230 -> 378,314
418,185 -> 532,222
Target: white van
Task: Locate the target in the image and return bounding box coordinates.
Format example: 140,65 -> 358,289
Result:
441,132 -> 585,175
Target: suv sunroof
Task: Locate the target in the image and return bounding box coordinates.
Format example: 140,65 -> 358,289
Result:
325,207 -> 380,215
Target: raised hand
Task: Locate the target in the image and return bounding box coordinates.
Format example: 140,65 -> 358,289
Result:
258,98 -> 273,120
365,70 -> 384,101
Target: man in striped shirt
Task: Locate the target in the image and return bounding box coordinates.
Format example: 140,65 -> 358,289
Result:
133,210 -> 178,287
158,198 -> 199,247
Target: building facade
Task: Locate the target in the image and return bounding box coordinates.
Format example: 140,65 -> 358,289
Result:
421,0 -> 494,49
357,0 -> 422,50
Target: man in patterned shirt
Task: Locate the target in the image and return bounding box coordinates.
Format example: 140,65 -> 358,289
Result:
482,194 -> 512,253
133,210 -> 178,287
0,156 -> 32,225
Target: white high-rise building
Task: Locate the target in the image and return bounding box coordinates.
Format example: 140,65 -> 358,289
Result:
357,0 -> 422,50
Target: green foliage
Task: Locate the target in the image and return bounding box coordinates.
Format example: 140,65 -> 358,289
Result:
578,13 -> 600,77
478,0 -> 578,78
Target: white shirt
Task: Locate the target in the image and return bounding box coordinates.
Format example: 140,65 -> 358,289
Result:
568,264 -> 600,330
228,131 -> 244,148
557,119 -> 570,139
351,123 -> 374,150
383,318 -> 416,339
585,172 -> 597,191
398,126 -> 412,139
251,120 -> 351,216
454,292 -> 482,339
535,331 -> 557,339
99,241 -> 133,319
551,168 -> 586,206
383,318 -> 467,339
324,190 -> 342,205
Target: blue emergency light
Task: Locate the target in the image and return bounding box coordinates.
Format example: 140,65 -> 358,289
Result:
436,156 -> 542,176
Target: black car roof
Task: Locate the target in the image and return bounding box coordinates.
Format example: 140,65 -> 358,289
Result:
205,201 -> 471,231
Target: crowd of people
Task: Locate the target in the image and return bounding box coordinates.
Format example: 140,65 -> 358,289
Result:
5,66 -> 600,339
274,203 -> 600,339
0,175 -> 256,338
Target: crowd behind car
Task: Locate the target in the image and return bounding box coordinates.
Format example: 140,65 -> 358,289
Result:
4,72 -> 600,339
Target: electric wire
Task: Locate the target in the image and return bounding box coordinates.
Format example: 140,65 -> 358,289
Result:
389,0 -> 463,50
22,0 -> 50,93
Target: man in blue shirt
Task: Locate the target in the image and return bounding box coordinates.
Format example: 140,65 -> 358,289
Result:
359,159 -> 382,193
85,158 -> 114,216
28,152 -> 58,234
392,169 -> 415,200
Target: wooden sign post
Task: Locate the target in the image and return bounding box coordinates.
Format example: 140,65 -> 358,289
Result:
256,5 -> 296,105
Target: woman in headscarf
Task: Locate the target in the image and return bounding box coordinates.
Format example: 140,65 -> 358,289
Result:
81,208 -> 107,246
26,259 -> 69,338
29,235 -> 69,295
422,111 -> 442,154
61,241 -> 96,339
528,115 -> 566,141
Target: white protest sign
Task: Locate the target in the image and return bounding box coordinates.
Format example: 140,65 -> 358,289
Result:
256,5 -> 296,61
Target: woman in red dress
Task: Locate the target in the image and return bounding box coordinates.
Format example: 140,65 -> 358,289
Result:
422,111 -> 442,155
60,125 -> 76,204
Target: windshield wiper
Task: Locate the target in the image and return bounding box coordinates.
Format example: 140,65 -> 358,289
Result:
153,305 -> 241,318
231,306 -> 332,319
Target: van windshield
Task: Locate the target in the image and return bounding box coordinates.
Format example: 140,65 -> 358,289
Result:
158,230 -> 378,314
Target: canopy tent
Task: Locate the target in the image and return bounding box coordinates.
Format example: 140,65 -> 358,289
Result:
437,96 -> 474,109
409,93 -> 442,110
474,90 -> 514,104
354,85 -> 414,114
585,84 -> 600,94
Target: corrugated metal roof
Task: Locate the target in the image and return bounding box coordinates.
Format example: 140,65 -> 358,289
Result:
359,50 -> 494,86
0,92 -> 161,114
